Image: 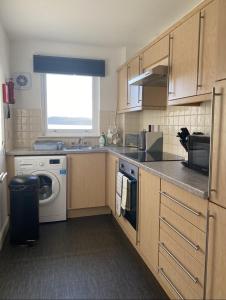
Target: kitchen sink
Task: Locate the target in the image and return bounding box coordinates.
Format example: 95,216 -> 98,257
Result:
63,145 -> 96,151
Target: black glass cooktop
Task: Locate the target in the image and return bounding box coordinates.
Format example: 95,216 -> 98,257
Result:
123,151 -> 184,162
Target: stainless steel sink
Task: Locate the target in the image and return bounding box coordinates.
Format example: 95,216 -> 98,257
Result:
63,145 -> 95,151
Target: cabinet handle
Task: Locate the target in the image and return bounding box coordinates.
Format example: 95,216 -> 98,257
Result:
68,156 -> 72,209
160,191 -> 201,216
197,11 -> 205,89
159,268 -> 184,300
209,87 -> 222,197
159,242 -> 199,283
204,212 -> 215,299
0,172 -> 7,183
159,216 -> 200,251
127,66 -> 130,106
168,35 -> 174,95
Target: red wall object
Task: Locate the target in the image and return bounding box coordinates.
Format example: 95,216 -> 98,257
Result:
7,79 -> 15,104
2,83 -> 9,103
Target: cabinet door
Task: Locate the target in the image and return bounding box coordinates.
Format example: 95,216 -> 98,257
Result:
117,65 -> 128,112
210,80 -> 226,208
139,169 -> 160,273
197,1 -> 217,95
68,153 -> 106,209
142,35 -> 169,70
206,202 -> 226,299
168,13 -> 200,101
127,56 -> 141,108
106,154 -> 118,214
216,0 -> 226,81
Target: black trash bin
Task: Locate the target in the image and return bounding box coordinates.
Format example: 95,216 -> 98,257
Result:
9,175 -> 40,245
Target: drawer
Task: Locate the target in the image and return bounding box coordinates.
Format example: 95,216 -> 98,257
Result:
159,228 -> 204,297
159,252 -> 201,300
160,189 -> 207,232
161,180 -> 208,218
160,204 -> 206,265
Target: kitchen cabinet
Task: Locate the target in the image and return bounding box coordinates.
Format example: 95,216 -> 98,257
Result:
206,202 -> 226,300
127,56 -> 141,109
117,65 -> 128,112
118,55 -> 167,113
139,169 -> 160,273
67,153 -> 106,209
106,153 -> 118,214
216,0 -> 226,81
197,0 -> 218,95
159,180 -> 208,300
209,79 -> 226,209
168,13 -> 200,101
142,35 -> 169,70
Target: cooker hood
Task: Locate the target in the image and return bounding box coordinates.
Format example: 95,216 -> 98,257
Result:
128,65 -> 168,87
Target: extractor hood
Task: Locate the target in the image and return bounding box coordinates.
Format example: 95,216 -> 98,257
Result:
128,65 -> 168,87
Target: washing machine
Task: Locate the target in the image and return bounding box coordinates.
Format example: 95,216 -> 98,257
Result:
14,156 -> 67,223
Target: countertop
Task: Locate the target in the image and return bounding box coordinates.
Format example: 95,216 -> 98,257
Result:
6,146 -> 209,199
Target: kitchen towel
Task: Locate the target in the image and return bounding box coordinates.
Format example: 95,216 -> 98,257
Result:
121,176 -> 131,214
116,171 -> 124,196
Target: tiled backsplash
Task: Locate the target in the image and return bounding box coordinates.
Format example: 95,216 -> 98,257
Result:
121,101 -> 212,158
14,109 -> 42,148
12,109 -> 116,149
12,102 -> 212,155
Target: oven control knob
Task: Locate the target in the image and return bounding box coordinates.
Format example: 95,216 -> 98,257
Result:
39,162 -> 44,166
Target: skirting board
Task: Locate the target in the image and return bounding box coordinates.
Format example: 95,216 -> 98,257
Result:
68,206 -> 111,218
0,216 -> 9,251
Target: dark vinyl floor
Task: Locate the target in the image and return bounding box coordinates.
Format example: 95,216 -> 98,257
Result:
0,215 -> 168,300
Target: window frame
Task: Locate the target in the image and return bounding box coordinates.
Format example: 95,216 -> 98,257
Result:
41,73 -> 100,137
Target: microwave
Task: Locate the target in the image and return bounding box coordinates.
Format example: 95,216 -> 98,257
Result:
182,135 -> 210,175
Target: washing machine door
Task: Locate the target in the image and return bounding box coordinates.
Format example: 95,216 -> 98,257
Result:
32,171 -> 60,205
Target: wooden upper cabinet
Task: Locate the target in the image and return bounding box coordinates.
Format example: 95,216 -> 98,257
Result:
68,153 -> 106,210
127,56 -> 141,109
206,202 -> 226,300
168,13 -> 200,101
197,0 -> 218,95
117,65 -> 128,112
216,0 -> 226,81
139,169 -> 160,273
142,35 -> 169,70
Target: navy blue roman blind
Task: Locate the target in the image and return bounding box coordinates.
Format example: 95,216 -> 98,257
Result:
33,55 -> 105,77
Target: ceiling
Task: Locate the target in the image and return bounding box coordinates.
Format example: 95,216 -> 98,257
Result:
0,0 -> 202,48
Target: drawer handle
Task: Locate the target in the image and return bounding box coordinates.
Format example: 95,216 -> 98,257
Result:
159,216 -> 200,251
159,242 -> 199,284
159,268 -> 184,300
160,191 -> 201,216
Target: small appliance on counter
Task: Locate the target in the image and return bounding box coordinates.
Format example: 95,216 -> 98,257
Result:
138,130 -> 163,152
138,130 -> 146,150
125,133 -> 139,148
177,128 -> 210,175
146,132 -> 163,153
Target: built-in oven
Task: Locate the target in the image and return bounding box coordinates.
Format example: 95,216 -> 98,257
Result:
118,159 -> 138,230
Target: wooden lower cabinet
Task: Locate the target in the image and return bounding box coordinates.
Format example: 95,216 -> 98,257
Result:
139,169 -> 160,273
106,153 -> 118,214
206,202 -> 226,300
67,153 -> 106,209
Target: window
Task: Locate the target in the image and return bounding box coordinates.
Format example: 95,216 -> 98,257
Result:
43,73 -> 100,136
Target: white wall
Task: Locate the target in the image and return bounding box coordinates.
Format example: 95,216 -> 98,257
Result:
10,39 -> 125,112
0,22 -> 10,245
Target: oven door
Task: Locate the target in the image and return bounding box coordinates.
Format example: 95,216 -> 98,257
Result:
122,176 -> 137,230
